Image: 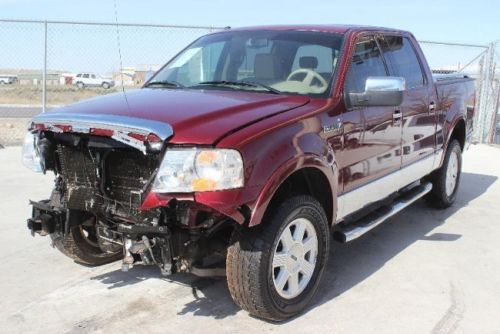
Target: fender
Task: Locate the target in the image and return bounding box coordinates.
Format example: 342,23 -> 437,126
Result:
248,153 -> 338,227
210,99 -> 342,227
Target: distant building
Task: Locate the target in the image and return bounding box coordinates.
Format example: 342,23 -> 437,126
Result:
17,72 -> 61,86
112,72 -> 135,86
111,65 -> 160,86
134,64 -> 160,85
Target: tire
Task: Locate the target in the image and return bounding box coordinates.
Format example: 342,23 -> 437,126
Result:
427,139 -> 462,209
50,216 -> 122,266
102,82 -> 110,89
226,195 -> 330,321
76,82 -> 84,89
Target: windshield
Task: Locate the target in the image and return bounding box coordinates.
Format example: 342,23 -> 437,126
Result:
148,30 -> 344,97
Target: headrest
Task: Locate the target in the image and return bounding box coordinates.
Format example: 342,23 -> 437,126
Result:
299,56 -> 318,69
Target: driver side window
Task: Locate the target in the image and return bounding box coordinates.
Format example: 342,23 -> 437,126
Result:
344,36 -> 387,94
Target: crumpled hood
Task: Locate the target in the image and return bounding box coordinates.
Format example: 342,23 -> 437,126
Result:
46,88 -> 310,145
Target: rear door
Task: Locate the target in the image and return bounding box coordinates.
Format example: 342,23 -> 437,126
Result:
377,35 -> 436,166
341,35 -> 402,193
90,74 -> 99,86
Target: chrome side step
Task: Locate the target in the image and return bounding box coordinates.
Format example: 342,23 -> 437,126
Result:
334,182 -> 433,243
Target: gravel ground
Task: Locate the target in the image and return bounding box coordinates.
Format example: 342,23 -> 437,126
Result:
0,145 -> 499,333
0,118 -> 31,146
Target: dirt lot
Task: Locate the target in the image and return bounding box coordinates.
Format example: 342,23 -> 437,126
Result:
0,145 -> 499,333
0,86 -> 138,146
0,118 -> 31,146
0,86 -> 126,106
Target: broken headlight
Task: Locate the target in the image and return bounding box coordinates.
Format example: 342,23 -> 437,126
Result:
152,148 -> 244,193
22,132 -> 43,172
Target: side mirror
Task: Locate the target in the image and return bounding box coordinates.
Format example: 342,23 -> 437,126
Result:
347,76 -> 405,107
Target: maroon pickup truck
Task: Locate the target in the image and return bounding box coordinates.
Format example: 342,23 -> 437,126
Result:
22,25 -> 474,320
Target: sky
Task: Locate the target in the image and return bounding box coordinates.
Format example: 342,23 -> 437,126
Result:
0,0 -> 499,73
2,0 -> 498,44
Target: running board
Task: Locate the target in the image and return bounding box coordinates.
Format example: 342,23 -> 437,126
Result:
334,182 -> 433,243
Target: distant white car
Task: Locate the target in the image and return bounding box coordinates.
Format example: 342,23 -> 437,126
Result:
0,75 -> 18,85
74,73 -> 114,89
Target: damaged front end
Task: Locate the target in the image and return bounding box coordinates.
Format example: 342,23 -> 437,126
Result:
23,113 -> 242,276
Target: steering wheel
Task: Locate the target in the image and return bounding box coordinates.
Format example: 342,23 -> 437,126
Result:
286,68 -> 328,89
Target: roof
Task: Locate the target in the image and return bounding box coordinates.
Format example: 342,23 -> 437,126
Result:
226,24 -> 407,35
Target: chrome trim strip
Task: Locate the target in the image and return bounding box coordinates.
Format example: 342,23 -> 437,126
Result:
337,149 -> 443,221
433,73 -> 469,82
31,112 -> 174,141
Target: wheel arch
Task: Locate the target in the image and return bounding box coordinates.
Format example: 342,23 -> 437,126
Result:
438,117 -> 466,169
449,117 -> 466,151
248,155 -> 338,228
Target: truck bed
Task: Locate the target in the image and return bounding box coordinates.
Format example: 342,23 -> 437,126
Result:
433,73 -> 475,147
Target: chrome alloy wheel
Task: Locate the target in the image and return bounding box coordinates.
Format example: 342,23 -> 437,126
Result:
446,150 -> 459,197
272,218 -> 318,299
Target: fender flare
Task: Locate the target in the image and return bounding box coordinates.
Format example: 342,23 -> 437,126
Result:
248,153 -> 338,227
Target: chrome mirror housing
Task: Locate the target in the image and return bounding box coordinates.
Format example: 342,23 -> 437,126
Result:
365,76 -> 405,92
347,76 -> 406,107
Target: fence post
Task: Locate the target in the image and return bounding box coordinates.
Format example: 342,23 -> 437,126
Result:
42,21 -> 47,113
484,42 -> 497,143
488,85 -> 500,143
476,43 -> 496,143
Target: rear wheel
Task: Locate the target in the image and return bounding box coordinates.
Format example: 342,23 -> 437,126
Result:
226,195 -> 330,321
102,82 -> 110,89
50,216 -> 122,266
76,82 -> 84,89
427,139 -> 462,208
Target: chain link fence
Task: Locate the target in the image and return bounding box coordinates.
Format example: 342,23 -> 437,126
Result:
1,19 -> 499,146
419,40 -> 500,144
0,19 -> 221,146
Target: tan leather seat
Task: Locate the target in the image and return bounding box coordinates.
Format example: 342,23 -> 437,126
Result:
254,54 -> 280,80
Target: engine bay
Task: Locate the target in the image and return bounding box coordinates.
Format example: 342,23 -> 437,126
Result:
27,132 -> 233,276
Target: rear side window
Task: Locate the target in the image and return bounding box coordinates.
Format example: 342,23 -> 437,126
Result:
378,36 -> 425,89
344,37 -> 387,94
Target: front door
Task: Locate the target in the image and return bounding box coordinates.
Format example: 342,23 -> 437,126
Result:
340,35 -> 402,194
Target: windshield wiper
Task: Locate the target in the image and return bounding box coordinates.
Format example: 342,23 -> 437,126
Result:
193,80 -> 281,94
144,80 -> 184,88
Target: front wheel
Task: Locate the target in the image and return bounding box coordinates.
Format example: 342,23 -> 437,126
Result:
427,139 -> 462,208
50,216 -> 122,266
226,195 -> 330,321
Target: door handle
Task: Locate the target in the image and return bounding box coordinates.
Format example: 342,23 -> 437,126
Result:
393,110 -> 402,125
429,101 -> 436,113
